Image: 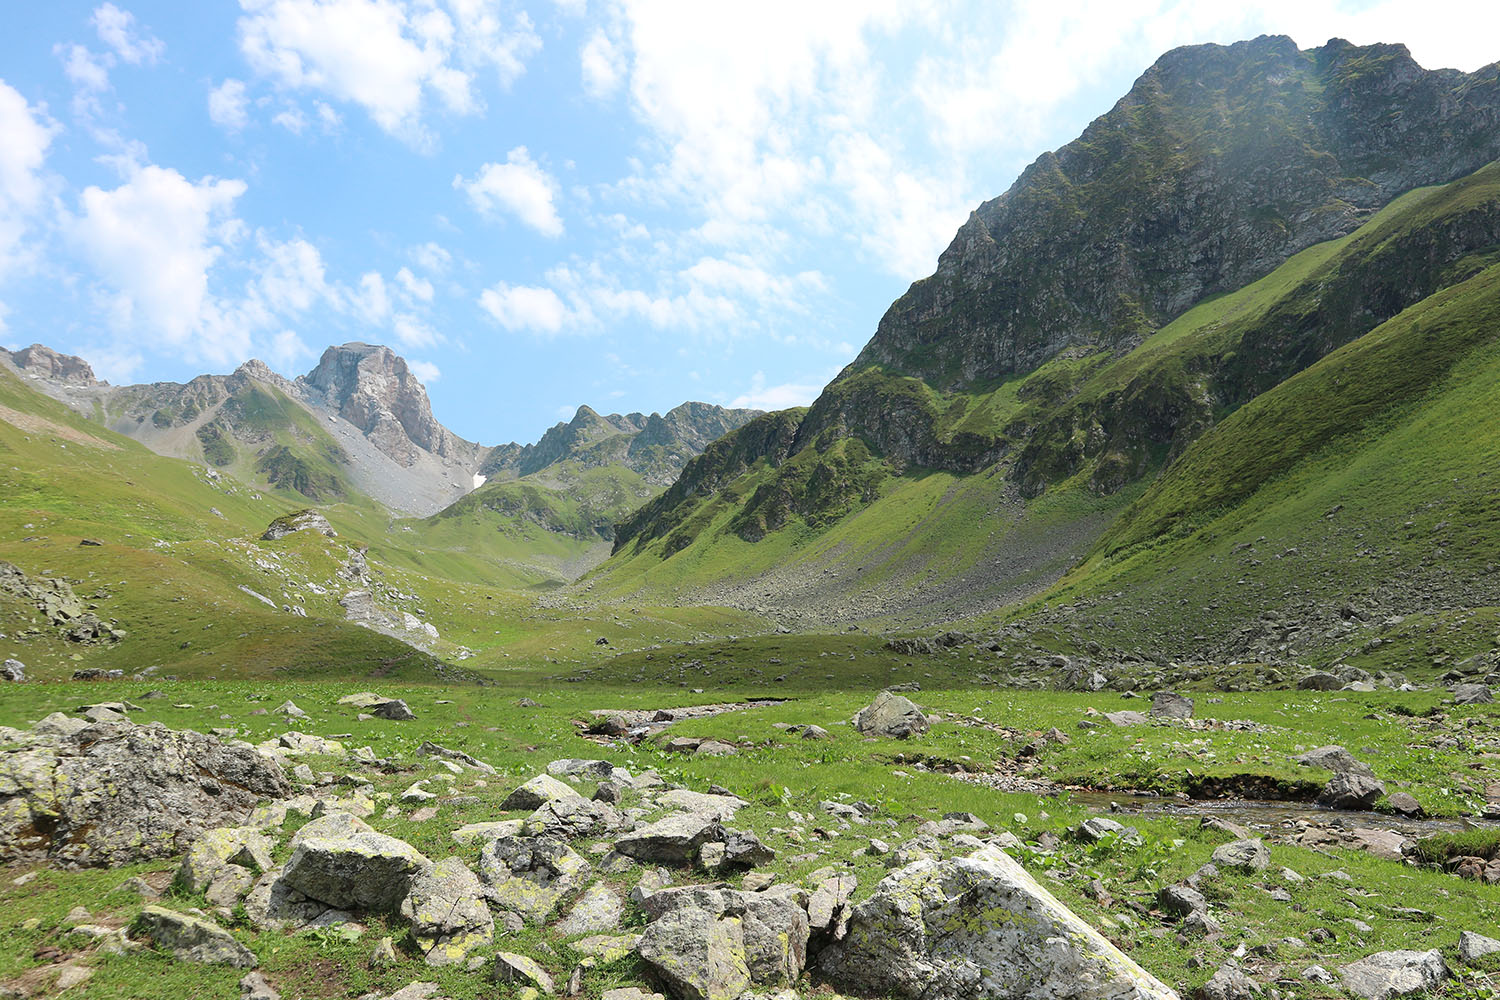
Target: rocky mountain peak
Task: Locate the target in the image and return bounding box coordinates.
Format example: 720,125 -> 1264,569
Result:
298,342 -> 466,467
2,344 -> 100,386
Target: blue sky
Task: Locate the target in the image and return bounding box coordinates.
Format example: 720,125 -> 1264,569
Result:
1,1 -> 1496,444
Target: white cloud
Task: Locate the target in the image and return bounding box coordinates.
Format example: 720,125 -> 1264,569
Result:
409,240 -> 452,272
236,0 -> 539,143
396,265 -> 433,301
91,3 -> 165,65
56,44 -> 112,93
69,165 -> 248,352
0,81 -> 59,277
407,358 -> 441,382
267,329 -> 313,367
728,370 -> 826,411
354,270 -> 391,322
272,106 -> 306,132
208,78 -> 250,131
580,29 -> 623,98
391,311 -> 440,347
478,281 -> 573,332
454,146 -> 563,237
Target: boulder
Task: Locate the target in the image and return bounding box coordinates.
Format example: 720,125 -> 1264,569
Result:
1195,961 -> 1259,1000
637,885 -> 810,1000
1150,692 -> 1194,720
280,812 -> 431,911
1454,684 -> 1493,705
1319,771 -> 1385,810
1341,950 -> 1447,1000
177,826 -> 275,906
418,742 -> 493,773
1,658 -> 24,682
503,774 -> 586,811
240,971 -> 281,1000
1157,884 -> 1209,917
555,881 -> 626,936
1210,839 -> 1271,872
133,906 -> 258,967
1459,931 -> 1500,963
656,789 -> 746,819
853,691 -> 930,739
1296,745 -> 1373,776
523,795 -> 620,838
0,721 -> 291,867
400,856 -> 493,966
545,758 -> 618,780
614,812 -> 724,865
1105,710 -> 1149,727
1077,817 -> 1127,843
262,510 -> 336,540
807,874 -> 857,932
820,847 -> 1178,1000
494,952 -> 555,994
1297,673 -> 1342,691
479,834 -> 592,924
372,699 -> 415,721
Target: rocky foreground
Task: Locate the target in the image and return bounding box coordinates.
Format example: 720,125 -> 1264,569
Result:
2,693 -> 1498,1000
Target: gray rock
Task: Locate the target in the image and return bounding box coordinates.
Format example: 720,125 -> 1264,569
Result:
1105,710 -> 1150,727
177,827 -> 275,892
1454,684 -> 1493,705
546,758 -> 617,780
555,881 -> 626,936
372,699 -> 415,721
0,721 -> 290,867
1150,692 -> 1194,719
807,874 -> 857,932
240,971 -> 281,1000
1157,884 -> 1209,917
1459,931 -> 1500,963
801,725 -> 830,740
1319,770 -> 1385,810
1195,961 -> 1259,1000
280,812 -> 431,911
655,789 -> 745,820
417,742 -> 494,773
853,691 -> 930,739
522,795 -> 620,838
494,951 -> 555,994
1297,672 -> 1342,691
1296,745 -> 1373,776
479,834 -> 592,924
820,846 -> 1178,1000
637,885 -> 810,1000
1341,950 -> 1447,1000
1385,792 -> 1422,817
1210,839 -> 1271,872
1077,817 -> 1126,842
722,829 -> 774,868
401,856 -> 493,966
502,774 -> 586,811
614,811 -> 724,865
1,658 -> 24,682
133,906 -> 258,967
261,510 -> 336,541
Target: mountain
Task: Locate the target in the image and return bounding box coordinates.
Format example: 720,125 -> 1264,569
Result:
1,342 -> 757,527
592,35 -> 1500,638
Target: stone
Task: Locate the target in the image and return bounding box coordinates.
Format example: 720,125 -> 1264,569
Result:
178,827 -> 275,892
1,658 -> 24,682
807,874 -> 857,932
495,952 -> 555,994
1348,828 -> 1411,861
637,885 -> 811,1000
419,742 -> 494,773
1386,792 -> 1422,816
479,834 -> 592,924
56,965 -> 93,990
523,796 -> 619,838
337,692 -> 388,708
1105,710 -> 1149,727
274,700 -> 307,720
133,905 -> 258,967
1077,817 -> 1127,842
280,812 -> 431,912
656,789 -> 745,819
371,936 -> 398,966
615,812 -> 724,865
1341,950 -> 1447,1000
573,934 -> 642,963
546,758 -> 618,780
453,820 -> 524,843
262,509 -> 336,540
1296,745 -> 1373,776
503,774 -> 587,811
0,720 -> 291,867
694,739 -> 738,757
240,971 -> 281,1000
401,856 -> 493,966
603,990 -> 663,1000
1454,684 -> 1493,704
1459,931 -> 1500,963
723,829 -> 774,868
853,691 -> 930,739
1210,839 -> 1270,871
1195,961 -> 1259,1000
1319,771 -> 1385,810
1297,673 -> 1342,691
820,846 -> 1178,1000
802,725 -> 830,740
555,881 -> 626,936
1157,884 -> 1209,917
372,699 -> 415,721
1150,691 -> 1194,719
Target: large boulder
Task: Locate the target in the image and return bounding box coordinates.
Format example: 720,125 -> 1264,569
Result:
400,857 -> 493,966
820,846 -> 1179,1000
1150,692 -> 1194,720
1454,684 -> 1493,705
1209,839 -> 1271,872
614,812 -> 724,865
853,691 -> 930,739
478,834 -> 592,924
502,774 -> 587,811
1341,950 -> 1447,1000
0,720 -> 290,867
637,885 -> 810,1000
280,812 -> 431,912
1296,745 -> 1373,776
1318,771 -> 1385,810
133,906 -> 258,967
177,826 -> 275,907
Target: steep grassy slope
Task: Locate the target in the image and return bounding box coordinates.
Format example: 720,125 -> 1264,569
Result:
594,158 -> 1500,627
1010,258 -> 1500,661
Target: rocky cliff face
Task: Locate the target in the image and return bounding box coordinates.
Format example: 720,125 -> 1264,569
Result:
851,36 -> 1500,396
1,345 -> 100,386
298,343 -> 473,468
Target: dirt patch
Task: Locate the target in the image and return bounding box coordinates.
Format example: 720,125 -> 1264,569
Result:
0,404 -> 119,450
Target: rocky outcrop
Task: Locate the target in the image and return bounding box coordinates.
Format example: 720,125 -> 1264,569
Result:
637,885 -> 811,1000
299,343 -> 465,466
279,812 -> 431,911
1,344 -> 100,386
820,846 -> 1180,1000
261,509 -> 337,541
0,720 -> 291,867
132,906 -> 259,967
853,691 -> 930,739
400,856 -> 494,966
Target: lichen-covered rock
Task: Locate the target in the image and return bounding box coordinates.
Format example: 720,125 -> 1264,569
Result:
614,812 -> 724,865
133,905 -> 258,967
1341,950 -> 1448,1000
522,795 -> 620,838
261,509 -> 336,541
502,774 -> 587,811
555,881 -> 626,937
478,834 -> 592,924
853,691 -> 930,739
177,827 -> 275,892
400,857 -> 493,966
280,812 -> 431,911
820,846 -> 1179,1000
494,951 -> 555,994
1209,839 -> 1270,872
637,885 -> 810,1000
0,721 -> 290,867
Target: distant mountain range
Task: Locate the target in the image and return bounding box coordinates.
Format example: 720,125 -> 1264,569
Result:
0,342 -> 759,520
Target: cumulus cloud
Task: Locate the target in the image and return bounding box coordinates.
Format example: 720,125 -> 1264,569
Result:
91,3 -> 165,64
579,29 -> 623,98
208,78 -> 250,130
478,281 -> 573,332
454,146 -> 564,237
0,81 -> 59,277
728,370 -> 827,411
236,0 -> 540,143
407,358 -> 441,382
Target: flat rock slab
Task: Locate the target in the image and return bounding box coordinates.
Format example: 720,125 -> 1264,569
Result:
133,906 -> 258,968
1342,950 -> 1447,1000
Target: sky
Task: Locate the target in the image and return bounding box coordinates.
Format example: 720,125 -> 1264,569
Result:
1,2 -> 1497,444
